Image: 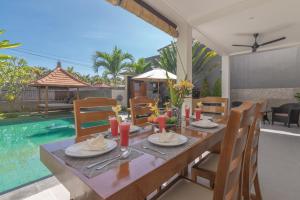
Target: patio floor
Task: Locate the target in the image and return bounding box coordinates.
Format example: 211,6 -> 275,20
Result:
1,124 -> 299,200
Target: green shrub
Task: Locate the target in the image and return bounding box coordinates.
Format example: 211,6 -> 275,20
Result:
213,78 -> 222,97
201,78 -> 210,97
295,93 -> 300,102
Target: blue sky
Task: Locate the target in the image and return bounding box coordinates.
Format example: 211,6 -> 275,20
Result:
1,0 -> 172,75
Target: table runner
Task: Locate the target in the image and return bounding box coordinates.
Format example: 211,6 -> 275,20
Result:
52,148 -> 142,178
186,123 -> 226,134
131,135 -> 198,160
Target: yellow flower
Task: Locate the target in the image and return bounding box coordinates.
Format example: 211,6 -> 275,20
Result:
148,101 -> 159,116
197,101 -> 203,108
112,105 -> 121,115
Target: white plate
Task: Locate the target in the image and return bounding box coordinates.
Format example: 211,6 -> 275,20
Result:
191,120 -> 218,129
65,139 -> 117,158
147,133 -> 188,147
191,115 -> 213,120
108,125 -> 141,133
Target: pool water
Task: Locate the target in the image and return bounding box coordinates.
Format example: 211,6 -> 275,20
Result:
0,117 -> 75,193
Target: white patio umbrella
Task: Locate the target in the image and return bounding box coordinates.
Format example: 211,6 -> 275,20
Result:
132,68 -> 177,99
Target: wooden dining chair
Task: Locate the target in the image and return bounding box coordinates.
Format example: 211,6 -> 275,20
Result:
242,101 -> 266,200
152,102 -> 256,200
130,96 -> 155,126
192,97 -> 229,119
73,97 -> 117,140
191,101 -> 264,199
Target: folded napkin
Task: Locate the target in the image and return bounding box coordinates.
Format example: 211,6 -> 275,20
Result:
82,135 -> 107,151
158,129 -> 178,143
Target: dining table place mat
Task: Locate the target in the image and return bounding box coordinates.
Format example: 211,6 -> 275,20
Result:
186,123 -> 225,134
52,148 -> 143,178
131,135 -> 199,160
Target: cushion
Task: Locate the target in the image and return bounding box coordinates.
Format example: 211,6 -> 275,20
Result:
274,113 -> 288,117
196,153 -> 219,172
158,179 -> 213,200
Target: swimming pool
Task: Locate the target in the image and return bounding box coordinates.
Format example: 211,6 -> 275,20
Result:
0,116 -> 75,193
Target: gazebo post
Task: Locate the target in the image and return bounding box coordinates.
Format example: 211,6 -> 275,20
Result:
76,88 -> 80,99
45,86 -> 49,114
37,87 -> 41,113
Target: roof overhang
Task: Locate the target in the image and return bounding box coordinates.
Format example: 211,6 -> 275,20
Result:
108,0 -> 300,56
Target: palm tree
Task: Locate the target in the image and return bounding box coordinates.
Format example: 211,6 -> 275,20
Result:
93,46 -> 133,85
155,42 -> 177,74
156,41 -> 219,85
0,29 -> 21,60
127,58 -> 152,75
192,42 -> 219,87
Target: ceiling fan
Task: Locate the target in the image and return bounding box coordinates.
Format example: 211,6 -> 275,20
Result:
232,33 -> 286,52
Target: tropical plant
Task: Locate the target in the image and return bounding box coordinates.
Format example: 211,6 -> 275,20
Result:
200,78 -> 210,97
212,78 -> 222,97
192,42 -> 219,87
295,93 -> 300,102
127,58 -> 152,75
0,57 -> 35,107
93,46 -> 133,85
0,29 -> 21,60
155,42 -> 177,74
156,41 -> 219,86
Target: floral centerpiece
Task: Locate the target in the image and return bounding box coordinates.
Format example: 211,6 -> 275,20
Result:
112,104 -> 122,122
167,78 -> 193,126
147,100 -> 159,123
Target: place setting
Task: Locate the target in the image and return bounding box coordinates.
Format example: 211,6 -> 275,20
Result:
51,105 -> 144,178
132,113 -> 198,160
184,103 -> 225,133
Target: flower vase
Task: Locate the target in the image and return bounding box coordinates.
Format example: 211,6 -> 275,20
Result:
173,106 -> 182,128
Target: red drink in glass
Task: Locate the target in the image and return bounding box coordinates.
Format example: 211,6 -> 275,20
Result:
195,108 -> 202,121
109,116 -> 119,137
185,106 -> 190,119
157,115 -> 166,132
166,109 -> 172,118
119,122 -> 130,151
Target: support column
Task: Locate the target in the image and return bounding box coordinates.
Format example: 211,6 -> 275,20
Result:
176,23 -> 193,113
76,88 -> 80,100
37,87 -> 41,113
45,86 -> 49,114
221,56 -> 230,99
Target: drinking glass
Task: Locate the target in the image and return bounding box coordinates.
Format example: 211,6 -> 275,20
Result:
185,106 -> 190,119
157,115 -> 166,132
195,108 -> 202,121
109,116 -> 119,138
166,109 -> 172,118
119,121 -> 130,151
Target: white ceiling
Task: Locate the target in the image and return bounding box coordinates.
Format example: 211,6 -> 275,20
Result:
144,0 -> 300,55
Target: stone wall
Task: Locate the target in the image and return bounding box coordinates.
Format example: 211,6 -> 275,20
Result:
231,88 -> 300,109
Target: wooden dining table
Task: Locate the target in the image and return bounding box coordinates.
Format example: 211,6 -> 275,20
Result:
40,122 -> 226,200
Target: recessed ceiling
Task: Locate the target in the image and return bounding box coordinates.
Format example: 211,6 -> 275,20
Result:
144,0 -> 300,55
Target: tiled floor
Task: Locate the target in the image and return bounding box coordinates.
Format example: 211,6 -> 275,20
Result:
24,184 -> 69,200
1,124 -> 299,200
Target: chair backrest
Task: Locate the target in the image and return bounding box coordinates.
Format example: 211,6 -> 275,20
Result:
213,101 -> 256,200
192,97 -> 228,117
74,97 -> 117,140
130,96 -> 155,126
242,101 -> 265,199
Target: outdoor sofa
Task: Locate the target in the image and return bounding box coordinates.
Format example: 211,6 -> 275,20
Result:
272,103 -> 300,127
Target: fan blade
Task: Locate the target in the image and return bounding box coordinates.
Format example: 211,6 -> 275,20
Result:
232,44 -> 253,47
260,37 -> 286,46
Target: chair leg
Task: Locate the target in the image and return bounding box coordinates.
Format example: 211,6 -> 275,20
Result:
253,174 -> 263,200
191,169 -> 197,182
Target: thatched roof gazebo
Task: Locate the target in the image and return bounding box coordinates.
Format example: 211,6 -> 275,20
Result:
30,62 -> 90,114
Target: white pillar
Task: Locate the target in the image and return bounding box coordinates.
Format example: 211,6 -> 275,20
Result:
221,55 -> 230,99
176,23 -> 193,113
